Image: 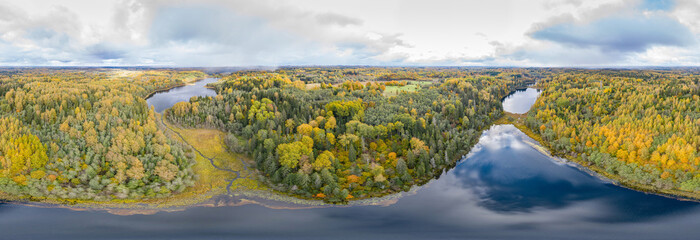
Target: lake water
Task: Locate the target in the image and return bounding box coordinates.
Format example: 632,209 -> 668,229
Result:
502,88 -> 541,114
2,82 -> 699,239
146,78 -> 219,113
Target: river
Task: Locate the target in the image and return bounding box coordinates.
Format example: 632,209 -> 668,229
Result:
1,84 -> 699,239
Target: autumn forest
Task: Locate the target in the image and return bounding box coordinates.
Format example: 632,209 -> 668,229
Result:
0,67 -> 698,204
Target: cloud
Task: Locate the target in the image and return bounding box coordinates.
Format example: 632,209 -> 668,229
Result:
86,43 -> 126,60
24,28 -> 71,49
491,0 -> 700,66
144,6 -> 303,65
0,0 -> 412,66
315,12 -> 363,27
542,0 -> 583,9
0,0 -> 697,66
506,43 -> 627,66
529,14 -> 695,52
148,5 -> 304,54
143,0 -> 406,65
142,4 -> 406,66
673,0 -> 700,33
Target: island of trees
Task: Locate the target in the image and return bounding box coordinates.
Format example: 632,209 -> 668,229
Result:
0,67 -> 697,204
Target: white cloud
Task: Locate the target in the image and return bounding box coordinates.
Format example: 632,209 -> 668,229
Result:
673,0 -> 700,33
0,0 -> 696,66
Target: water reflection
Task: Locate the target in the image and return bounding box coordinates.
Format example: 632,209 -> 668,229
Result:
446,125 -> 697,222
146,78 -> 218,113
502,88 -> 541,114
2,125 -> 699,239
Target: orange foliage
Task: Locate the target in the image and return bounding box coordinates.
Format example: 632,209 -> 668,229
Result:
347,174 -> 360,183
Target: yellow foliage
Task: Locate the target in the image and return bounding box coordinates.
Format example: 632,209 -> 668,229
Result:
30,170 -> 46,179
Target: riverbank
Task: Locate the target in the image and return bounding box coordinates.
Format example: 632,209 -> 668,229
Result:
0,76 -> 318,213
0,76 -> 407,213
143,77 -> 210,99
496,112 -> 700,203
5,76 -> 695,213
144,83 -> 188,99
0,113 -> 321,215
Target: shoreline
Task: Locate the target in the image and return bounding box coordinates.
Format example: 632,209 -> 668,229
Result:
143,77 -> 217,99
144,83 -> 188,99
0,114 -> 325,215
2,81 -> 696,214
0,111 -> 415,214
0,112 -> 484,214
0,75 -> 420,213
5,113 -> 697,214
0,77 -> 329,214
497,112 -> 700,203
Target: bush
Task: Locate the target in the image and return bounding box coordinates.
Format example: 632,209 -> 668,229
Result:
224,134 -> 246,153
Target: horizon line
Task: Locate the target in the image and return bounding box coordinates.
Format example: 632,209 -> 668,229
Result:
0,65 -> 698,69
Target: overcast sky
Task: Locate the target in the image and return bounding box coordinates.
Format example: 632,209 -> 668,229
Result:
0,0 -> 698,67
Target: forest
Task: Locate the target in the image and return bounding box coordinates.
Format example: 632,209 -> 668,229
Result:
166,68 -> 532,202
525,69 -> 700,194
1,67 -> 697,203
0,69 -> 205,200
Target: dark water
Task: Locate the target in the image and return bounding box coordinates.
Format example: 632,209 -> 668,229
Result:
502,88 -> 541,114
2,82 -> 698,239
146,78 -> 218,113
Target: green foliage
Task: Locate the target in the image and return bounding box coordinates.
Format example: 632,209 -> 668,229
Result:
277,141 -> 313,169
168,67 -> 532,201
527,69 -> 699,193
224,134 -> 246,153
0,69 -> 202,200
313,151 -> 334,171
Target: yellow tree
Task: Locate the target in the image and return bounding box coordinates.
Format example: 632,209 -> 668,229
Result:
313,151 -> 334,171
277,141 -> 312,169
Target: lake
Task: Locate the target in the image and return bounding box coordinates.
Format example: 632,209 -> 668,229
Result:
146,78 -> 219,113
502,88 -> 541,114
1,82 -> 699,240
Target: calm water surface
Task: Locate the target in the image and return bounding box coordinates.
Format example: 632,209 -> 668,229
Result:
146,78 -> 218,113
1,83 -> 698,240
502,88 -> 541,114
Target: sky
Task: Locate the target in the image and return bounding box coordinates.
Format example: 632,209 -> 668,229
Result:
0,0 -> 698,67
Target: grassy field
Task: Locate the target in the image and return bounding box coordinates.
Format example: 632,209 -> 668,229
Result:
166,128 -> 233,194
162,119 -> 266,192
383,80 -> 433,97
164,120 -> 334,207
170,127 -> 246,171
